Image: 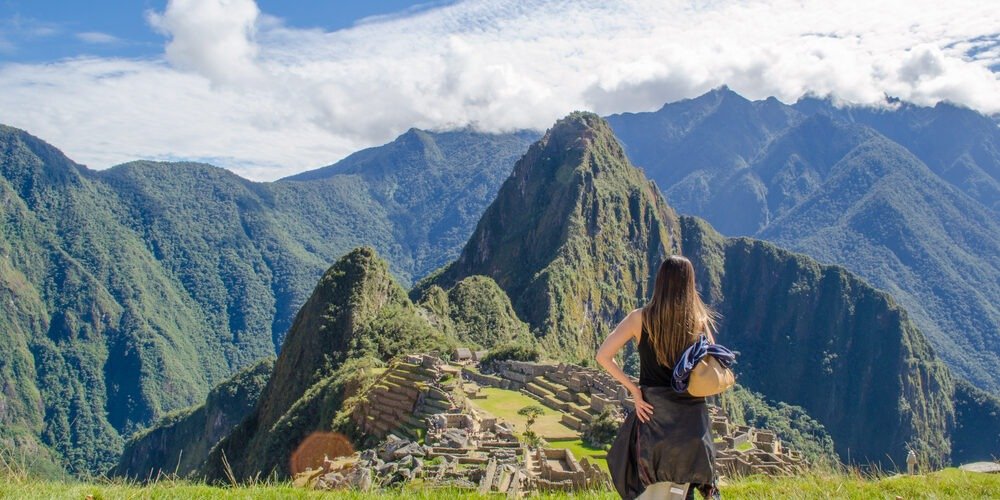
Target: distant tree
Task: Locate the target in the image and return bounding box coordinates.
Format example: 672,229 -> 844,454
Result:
518,405 -> 546,447
482,343 -> 540,365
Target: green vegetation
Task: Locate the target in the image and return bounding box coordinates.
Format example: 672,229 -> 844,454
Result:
480,342 -> 540,364
423,112 -> 680,362
416,276 -> 533,350
608,91 -> 1000,393
4,469 -> 999,499
581,410 -> 619,451
723,468 -> 1000,499
517,405 -> 546,446
951,380 -> 1000,462
467,388 -> 575,439
720,385 -> 837,464
0,124 -> 531,476
113,358 -> 275,479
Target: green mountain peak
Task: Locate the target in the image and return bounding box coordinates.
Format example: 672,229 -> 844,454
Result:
422,111 -> 680,360
202,247 -> 453,479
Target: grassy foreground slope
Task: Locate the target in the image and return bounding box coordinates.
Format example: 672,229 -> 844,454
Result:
2,469 -> 998,499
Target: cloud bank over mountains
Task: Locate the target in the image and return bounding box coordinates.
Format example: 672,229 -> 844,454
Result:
1,0 -> 998,180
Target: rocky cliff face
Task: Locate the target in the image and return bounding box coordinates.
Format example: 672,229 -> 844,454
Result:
112,358 -> 273,479
422,112 -> 679,360
680,215 -> 955,467
951,380 -> 1000,464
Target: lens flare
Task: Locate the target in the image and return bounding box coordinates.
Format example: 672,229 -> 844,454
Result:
290,432 -> 354,476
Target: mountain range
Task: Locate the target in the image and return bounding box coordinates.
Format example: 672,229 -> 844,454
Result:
0,124 -> 531,475
0,90 -> 998,477
606,88 -> 1000,391
118,114 -> 992,480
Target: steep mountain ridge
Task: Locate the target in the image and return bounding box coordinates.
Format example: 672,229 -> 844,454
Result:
283,128 -> 538,278
793,97 -> 1000,211
681,216 -> 954,467
759,135 -> 1000,389
605,87 -> 802,216
421,112 -> 680,360
0,127 -> 236,474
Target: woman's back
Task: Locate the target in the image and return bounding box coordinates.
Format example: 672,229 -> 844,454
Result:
597,254 -> 721,498
637,324 -> 674,388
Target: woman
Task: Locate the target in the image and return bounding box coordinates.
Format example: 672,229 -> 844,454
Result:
596,255 -> 721,499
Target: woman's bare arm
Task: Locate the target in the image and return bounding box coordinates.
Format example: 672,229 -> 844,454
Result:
596,308 -> 654,422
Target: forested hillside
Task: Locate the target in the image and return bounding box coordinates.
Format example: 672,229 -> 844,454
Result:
0,124 -> 529,475
607,89 -> 1000,391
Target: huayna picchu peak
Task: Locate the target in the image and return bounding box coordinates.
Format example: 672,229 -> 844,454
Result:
419,112 -> 680,361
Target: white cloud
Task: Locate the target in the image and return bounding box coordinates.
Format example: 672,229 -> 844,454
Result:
147,0 -> 262,85
0,0 -> 998,181
76,32 -> 122,45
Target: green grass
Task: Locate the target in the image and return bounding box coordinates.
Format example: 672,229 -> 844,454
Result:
735,441 -> 754,452
467,387 -> 576,439
722,468 -> 1000,499
546,438 -> 609,473
2,469 -> 998,499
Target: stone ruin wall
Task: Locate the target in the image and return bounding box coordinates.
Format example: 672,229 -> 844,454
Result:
306,351 -> 812,495
477,357 -> 810,478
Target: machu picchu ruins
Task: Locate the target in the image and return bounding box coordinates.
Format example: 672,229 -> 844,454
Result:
295,349 -> 813,494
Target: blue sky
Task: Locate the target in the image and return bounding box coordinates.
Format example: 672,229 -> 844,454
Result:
0,0 -> 997,180
0,0 -> 442,61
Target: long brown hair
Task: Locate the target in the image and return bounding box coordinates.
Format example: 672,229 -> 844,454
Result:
641,255 -> 718,368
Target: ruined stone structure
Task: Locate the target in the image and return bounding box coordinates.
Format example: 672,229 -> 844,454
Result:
307,352 -> 812,495
339,353 -> 611,494
706,406 -> 807,476
473,356 -> 811,478
351,354 -> 462,442
527,448 -> 610,491
469,360 -> 634,431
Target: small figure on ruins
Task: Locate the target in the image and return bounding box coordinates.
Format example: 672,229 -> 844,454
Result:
907,449 -> 918,475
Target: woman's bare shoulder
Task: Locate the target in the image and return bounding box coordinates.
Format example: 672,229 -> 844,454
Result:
625,308 -> 643,338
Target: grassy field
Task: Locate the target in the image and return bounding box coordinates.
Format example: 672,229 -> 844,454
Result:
2,469 -> 998,498
467,388 -> 577,439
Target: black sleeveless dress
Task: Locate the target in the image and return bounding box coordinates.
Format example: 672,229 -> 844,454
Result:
608,326 -> 719,499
